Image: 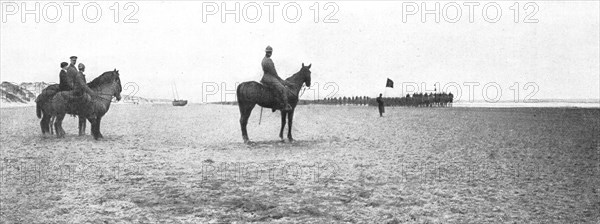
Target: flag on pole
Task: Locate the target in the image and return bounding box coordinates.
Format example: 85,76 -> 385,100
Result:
386,78 -> 394,88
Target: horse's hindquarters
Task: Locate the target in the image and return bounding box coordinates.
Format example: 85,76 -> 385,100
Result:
237,81 -> 276,106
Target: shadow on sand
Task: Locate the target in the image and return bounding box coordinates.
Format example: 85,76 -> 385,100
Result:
40,133 -> 126,142
244,139 -> 328,149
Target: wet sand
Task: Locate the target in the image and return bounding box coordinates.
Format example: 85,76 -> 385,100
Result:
1,104 -> 598,223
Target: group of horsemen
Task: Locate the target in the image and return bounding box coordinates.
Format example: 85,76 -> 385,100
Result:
41,46 -> 293,114
37,56 -> 96,116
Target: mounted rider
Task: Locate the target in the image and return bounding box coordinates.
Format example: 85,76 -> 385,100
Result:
59,56 -> 79,91
61,56 -> 92,96
63,59 -> 95,116
261,46 -> 292,111
74,63 -> 92,95
57,62 -> 70,91
36,61 -> 69,107
72,63 -> 95,107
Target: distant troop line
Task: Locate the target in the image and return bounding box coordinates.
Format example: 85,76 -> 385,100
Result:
315,92 -> 454,107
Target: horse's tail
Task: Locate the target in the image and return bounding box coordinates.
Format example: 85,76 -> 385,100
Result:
236,83 -> 244,103
35,94 -> 45,118
36,102 -> 42,118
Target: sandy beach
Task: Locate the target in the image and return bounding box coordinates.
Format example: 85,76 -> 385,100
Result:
1,104 -> 598,223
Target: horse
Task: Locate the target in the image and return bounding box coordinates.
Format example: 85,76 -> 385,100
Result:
236,63 -> 311,143
36,70 -> 122,140
36,84 -> 60,134
36,84 -> 84,135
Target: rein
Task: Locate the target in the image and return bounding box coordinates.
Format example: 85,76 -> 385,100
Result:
90,81 -> 120,103
93,93 -> 115,102
286,81 -> 308,98
299,84 -> 308,98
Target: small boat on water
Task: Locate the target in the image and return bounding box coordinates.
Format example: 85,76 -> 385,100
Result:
171,82 -> 187,106
172,100 -> 187,106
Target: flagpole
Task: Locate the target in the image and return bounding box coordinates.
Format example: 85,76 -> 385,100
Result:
383,78 -> 388,98
383,85 -> 387,98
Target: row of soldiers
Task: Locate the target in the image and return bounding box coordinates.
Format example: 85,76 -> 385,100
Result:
312,96 -> 373,105
312,92 -> 454,107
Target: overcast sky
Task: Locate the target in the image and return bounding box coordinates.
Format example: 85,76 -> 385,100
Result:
1,1 -> 598,103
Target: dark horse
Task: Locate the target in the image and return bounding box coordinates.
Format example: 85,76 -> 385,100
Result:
236,63 -> 311,143
36,70 -> 122,140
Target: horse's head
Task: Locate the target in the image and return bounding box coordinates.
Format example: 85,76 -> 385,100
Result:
88,69 -> 122,101
113,69 -> 122,101
300,63 -> 312,87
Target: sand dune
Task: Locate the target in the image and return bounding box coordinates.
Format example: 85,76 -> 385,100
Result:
1,104 -> 598,223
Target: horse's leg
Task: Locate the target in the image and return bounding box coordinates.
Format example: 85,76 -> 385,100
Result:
54,113 -> 66,138
279,111 -> 287,141
87,117 -> 97,138
95,116 -> 103,140
40,113 -> 50,135
50,116 -> 55,135
287,110 -> 294,142
78,116 -> 86,136
239,103 -> 255,143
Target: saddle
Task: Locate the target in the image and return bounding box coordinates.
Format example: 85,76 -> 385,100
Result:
259,81 -> 286,112
36,85 -> 60,104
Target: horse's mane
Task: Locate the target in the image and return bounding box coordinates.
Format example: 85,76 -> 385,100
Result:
88,71 -> 117,88
285,66 -> 309,83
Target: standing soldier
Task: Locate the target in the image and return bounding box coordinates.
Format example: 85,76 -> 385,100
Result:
261,46 -> 292,111
377,93 -> 385,117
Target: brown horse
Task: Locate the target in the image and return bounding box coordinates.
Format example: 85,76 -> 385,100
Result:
37,85 -> 90,136
36,84 -> 60,134
36,70 -> 122,140
236,63 -> 311,143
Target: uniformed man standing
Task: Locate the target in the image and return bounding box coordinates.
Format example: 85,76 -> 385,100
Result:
377,93 -> 385,117
261,46 -> 292,111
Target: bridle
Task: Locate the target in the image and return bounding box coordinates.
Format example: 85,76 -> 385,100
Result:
288,70 -> 310,98
299,84 -> 308,98
285,81 -> 310,98
91,79 -> 120,102
93,93 -> 116,102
